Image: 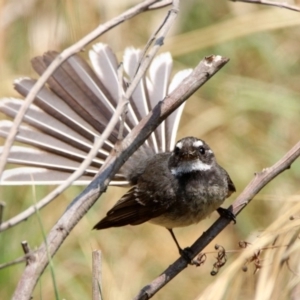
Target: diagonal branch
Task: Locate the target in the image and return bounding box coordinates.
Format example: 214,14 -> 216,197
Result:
11,55 -> 229,300
134,141 -> 300,299
232,0 -> 300,12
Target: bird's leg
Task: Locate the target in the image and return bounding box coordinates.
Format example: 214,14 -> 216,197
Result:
167,228 -> 195,264
217,207 -> 236,224
168,228 -> 183,253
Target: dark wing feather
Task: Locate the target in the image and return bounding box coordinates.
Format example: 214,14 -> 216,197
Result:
93,186 -> 169,229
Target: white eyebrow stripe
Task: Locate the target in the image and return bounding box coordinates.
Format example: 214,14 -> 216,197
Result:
175,141 -> 183,149
193,140 -> 203,148
171,160 -> 211,175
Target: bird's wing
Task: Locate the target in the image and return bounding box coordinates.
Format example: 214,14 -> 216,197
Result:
93,186 -> 171,229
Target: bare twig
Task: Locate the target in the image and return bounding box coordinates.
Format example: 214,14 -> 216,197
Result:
125,0 -> 179,100
0,0 -> 161,177
11,55 -> 229,300
149,0 -> 172,9
92,250 -> 102,300
117,63 -> 128,141
134,141 -> 300,299
21,241 -> 30,256
21,241 -> 32,266
0,255 -> 29,270
232,0 -> 300,12
135,1 -> 179,76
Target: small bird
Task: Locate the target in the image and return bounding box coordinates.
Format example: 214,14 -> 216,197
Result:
0,43 -> 235,258
94,136 -> 236,257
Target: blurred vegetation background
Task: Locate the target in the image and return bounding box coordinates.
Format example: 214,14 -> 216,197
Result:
1,0 -> 300,299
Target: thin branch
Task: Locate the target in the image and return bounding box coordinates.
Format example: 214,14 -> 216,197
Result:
125,0 -> 180,101
92,250 -> 102,300
0,242 -> 36,271
232,0 -> 300,12
149,0 -> 172,9
21,241 -> 30,255
11,55 -> 229,300
134,141 -> 300,299
117,63 -> 128,141
0,254 -> 29,270
233,142 -> 300,212
21,241 -> 32,267
0,0 -> 162,177
135,2 -> 178,76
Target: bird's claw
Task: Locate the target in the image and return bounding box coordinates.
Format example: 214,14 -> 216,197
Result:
217,207 -> 236,224
179,247 -> 200,266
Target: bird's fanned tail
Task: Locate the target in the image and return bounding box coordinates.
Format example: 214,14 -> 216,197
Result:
0,43 -> 192,185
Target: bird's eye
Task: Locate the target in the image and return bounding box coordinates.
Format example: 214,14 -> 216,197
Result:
199,146 -> 205,155
174,146 -> 180,155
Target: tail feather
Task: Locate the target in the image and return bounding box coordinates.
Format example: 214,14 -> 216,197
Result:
123,48 -> 154,150
1,168 -> 93,185
0,121 -> 106,164
90,45 -> 141,134
147,52 -> 172,152
0,43 -> 191,185
89,43 -> 119,108
166,69 -> 193,150
1,167 -> 128,186
14,79 -> 112,148
0,101 -> 111,157
15,77 -> 89,123
2,146 -> 100,175
34,53 -> 116,137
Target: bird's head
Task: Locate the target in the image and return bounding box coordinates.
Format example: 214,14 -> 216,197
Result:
168,137 -> 216,176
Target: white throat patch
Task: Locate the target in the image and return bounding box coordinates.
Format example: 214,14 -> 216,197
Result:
171,160 -> 211,175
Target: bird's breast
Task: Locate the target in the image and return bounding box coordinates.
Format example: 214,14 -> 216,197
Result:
150,171 -> 229,228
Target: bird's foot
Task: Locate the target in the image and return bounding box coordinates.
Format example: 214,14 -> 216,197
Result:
217,207 -> 236,224
179,247 -> 201,266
